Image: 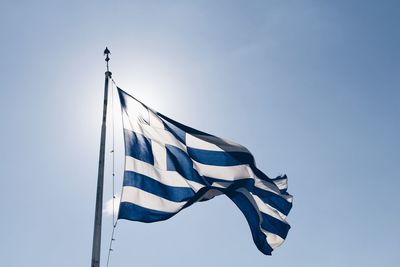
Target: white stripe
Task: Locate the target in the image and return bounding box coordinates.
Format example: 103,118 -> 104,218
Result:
261,229 -> 285,249
252,194 -> 288,221
188,134 -> 250,153
151,141 -> 167,170
186,134 -> 224,151
148,108 -> 165,129
273,177 -> 288,191
121,186 -> 186,213
210,181 -> 232,188
125,156 -> 204,192
192,160 -> 253,180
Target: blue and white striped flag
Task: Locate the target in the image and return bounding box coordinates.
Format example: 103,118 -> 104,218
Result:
117,88 -> 293,255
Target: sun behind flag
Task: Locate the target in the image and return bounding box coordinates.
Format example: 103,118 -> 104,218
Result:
117,87 -> 293,255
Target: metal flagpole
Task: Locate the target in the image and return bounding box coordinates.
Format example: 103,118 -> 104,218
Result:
91,47 -> 112,267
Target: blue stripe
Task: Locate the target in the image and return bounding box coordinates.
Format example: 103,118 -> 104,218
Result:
205,176 -> 253,186
123,171 -> 196,202
165,145 -> 208,186
159,116 -> 186,144
124,129 -> 154,165
253,187 -> 292,216
118,202 -> 175,222
187,147 -> 254,166
117,88 -> 127,109
157,112 -> 212,138
261,212 -> 291,239
226,190 -> 273,255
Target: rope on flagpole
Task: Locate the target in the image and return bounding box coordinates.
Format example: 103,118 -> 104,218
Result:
106,80 -> 117,267
110,76 -> 123,224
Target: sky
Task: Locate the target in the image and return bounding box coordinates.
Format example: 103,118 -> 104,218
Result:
0,0 -> 399,266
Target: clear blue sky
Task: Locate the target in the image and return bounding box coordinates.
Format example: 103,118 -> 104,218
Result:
1,1 -> 399,266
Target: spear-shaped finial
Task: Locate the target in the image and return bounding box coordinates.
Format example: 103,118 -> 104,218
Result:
104,47 -> 111,73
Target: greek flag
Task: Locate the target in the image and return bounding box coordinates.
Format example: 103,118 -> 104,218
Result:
117,88 -> 293,255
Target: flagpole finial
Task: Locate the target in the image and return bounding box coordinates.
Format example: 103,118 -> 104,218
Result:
104,47 -> 112,76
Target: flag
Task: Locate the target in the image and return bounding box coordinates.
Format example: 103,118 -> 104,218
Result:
117,88 -> 293,255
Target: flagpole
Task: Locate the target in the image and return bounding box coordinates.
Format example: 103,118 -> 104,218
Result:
91,47 -> 112,267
